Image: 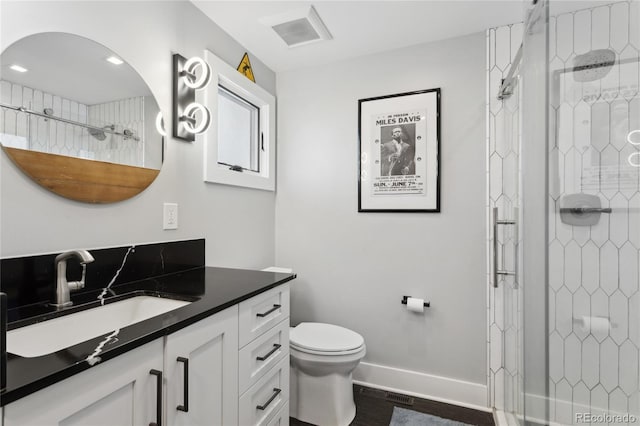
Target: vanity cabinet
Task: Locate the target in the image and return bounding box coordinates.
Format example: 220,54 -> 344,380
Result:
237,284 -> 290,426
165,305 -> 238,426
4,339 -> 164,426
2,283 -> 291,426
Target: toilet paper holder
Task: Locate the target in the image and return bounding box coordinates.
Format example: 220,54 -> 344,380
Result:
401,296 -> 430,307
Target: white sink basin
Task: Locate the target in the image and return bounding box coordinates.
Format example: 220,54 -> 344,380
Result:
7,296 -> 190,358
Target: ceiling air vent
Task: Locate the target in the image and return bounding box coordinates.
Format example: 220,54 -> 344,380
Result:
260,5 -> 332,48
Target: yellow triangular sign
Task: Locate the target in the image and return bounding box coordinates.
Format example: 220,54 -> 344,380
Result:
237,53 -> 255,83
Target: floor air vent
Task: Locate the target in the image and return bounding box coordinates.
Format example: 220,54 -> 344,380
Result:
385,392 -> 415,406
357,387 -> 415,406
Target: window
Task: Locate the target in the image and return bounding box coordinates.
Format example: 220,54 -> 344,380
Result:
203,50 -> 275,191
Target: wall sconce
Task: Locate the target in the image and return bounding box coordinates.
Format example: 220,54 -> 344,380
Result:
173,54 -> 212,142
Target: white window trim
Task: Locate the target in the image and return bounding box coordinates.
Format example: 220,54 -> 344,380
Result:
202,49 -> 276,191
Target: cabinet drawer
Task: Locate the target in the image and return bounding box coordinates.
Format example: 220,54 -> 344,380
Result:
239,319 -> 289,393
239,356 -> 289,426
266,402 -> 289,426
239,284 -> 290,347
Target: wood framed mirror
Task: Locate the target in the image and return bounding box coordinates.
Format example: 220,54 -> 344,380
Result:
0,32 -> 164,203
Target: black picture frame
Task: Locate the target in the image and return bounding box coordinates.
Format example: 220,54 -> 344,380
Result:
358,88 -> 441,213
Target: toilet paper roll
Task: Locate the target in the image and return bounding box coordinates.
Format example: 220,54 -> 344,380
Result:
406,297 -> 425,313
579,316 -> 610,334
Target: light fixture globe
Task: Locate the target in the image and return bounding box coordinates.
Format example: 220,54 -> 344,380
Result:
182,56 -> 211,90
181,102 -> 211,134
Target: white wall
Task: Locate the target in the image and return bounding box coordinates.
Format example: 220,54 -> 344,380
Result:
0,1 -> 276,269
275,32 -> 488,404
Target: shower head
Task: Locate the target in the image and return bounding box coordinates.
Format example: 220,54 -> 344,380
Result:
88,124 -> 114,141
88,127 -> 106,141
572,49 -> 616,82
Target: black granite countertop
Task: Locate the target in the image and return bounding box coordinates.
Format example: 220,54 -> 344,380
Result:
1,266 -> 295,406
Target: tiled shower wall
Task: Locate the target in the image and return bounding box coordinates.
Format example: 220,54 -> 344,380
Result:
0,81 -> 146,167
488,2 -> 640,424
487,21 -> 524,415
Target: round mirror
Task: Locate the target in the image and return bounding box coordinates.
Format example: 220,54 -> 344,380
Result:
0,32 -> 164,203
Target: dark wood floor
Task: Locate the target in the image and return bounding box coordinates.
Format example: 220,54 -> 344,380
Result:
290,384 -> 495,426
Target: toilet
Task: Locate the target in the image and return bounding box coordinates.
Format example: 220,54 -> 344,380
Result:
289,322 -> 366,426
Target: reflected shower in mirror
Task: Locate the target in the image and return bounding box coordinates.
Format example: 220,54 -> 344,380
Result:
0,32 -> 164,203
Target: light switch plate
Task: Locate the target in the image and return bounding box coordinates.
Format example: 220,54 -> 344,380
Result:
163,203 -> 178,230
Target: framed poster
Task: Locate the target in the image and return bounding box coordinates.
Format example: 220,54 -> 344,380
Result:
358,88 -> 440,212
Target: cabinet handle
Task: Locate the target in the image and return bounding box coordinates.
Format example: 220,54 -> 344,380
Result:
177,357 -> 189,412
256,304 -> 281,318
256,344 -> 282,361
149,369 -> 163,426
256,387 -> 281,410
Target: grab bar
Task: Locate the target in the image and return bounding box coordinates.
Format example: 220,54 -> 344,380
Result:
493,207 -> 517,288
559,207 -> 612,214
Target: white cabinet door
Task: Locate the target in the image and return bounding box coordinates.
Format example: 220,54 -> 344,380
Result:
4,339 -> 163,426
165,305 -> 239,426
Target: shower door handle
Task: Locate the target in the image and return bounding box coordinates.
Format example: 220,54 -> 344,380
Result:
493,207 -> 517,288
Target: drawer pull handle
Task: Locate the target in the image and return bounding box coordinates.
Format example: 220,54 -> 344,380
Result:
256,344 -> 282,361
149,369 -> 163,426
177,357 -> 189,412
256,304 -> 281,318
256,387 -> 282,410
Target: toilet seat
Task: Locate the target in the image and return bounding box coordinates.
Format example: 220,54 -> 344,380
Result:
290,322 -> 364,355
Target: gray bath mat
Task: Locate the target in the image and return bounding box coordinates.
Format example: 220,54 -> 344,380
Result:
389,406 -> 472,426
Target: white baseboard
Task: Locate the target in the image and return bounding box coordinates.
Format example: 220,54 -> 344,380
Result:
353,362 -> 490,412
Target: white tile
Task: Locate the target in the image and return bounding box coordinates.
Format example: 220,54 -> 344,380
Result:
591,101 -> 611,153
489,68 -> 504,115
550,289 -> 557,336
611,2 -> 630,52
600,338 -> 619,392
494,368 -> 505,410
591,384 -> 610,418
629,392 -> 640,419
573,226 -> 590,249
591,289 -> 610,342
557,13 -> 575,61
573,381 -> 590,419
574,10 -> 592,55
510,23 -> 523,62
549,15 -> 557,60
602,147 -> 621,200
620,243 -> 639,297
559,103 -> 575,154
591,6 -> 611,51
620,47 -> 640,102
582,241 -> 600,294
611,194 -> 630,248
551,240 -> 566,291
495,26 -> 511,72
504,328 -> 517,375
489,28 -> 496,70
565,241 -> 582,292
550,149 -> 561,200
610,290 -> 629,345
495,108 -> 507,158
609,388 -> 629,418
556,379 -> 573,425
550,331 -> 565,382
549,197 -> 557,241
503,153 -> 517,202
630,0 -> 640,51
490,324 -> 503,372
590,207 -> 610,247
549,380 -> 557,421
557,221 -> 574,246
612,102 -> 631,152
620,341 -> 639,396
573,288 -> 591,340
627,195 -> 640,249
601,241 -> 620,295
490,154 -> 503,202
565,334 -> 582,386
557,287 -> 574,338
630,293 -> 640,348
582,335 -> 600,388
